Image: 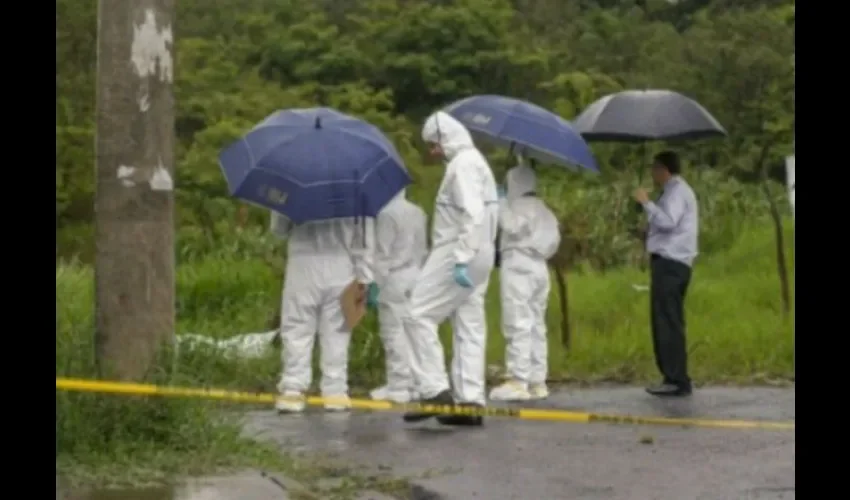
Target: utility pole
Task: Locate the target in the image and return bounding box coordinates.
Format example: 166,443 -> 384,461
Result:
786,49 -> 797,382
95,0 -> 176,380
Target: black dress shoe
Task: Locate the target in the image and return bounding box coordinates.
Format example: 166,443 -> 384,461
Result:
403,389 -> 454,422
645,383 -> 692,397
436,403 -> 484,426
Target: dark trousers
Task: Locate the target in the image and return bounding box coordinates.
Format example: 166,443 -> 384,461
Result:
650,254 -> 692,388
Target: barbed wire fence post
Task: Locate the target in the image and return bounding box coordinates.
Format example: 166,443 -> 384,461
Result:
94,0 -> 176,380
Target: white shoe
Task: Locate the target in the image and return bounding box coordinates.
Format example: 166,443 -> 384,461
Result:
275,391 -> 306,413
488,381 -> 531,401
529,383 -> 550,400
370,385 -> 413,403
323,394 -> 351,412
369,385 -> 389,400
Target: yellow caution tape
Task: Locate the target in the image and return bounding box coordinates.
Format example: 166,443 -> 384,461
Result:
55,377 -> 794,431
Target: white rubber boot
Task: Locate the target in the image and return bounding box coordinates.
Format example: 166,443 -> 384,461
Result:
275,391 -> 306,413
323,394 -> 351,412
528,383 -> 550,400
488,380 -> 531,402
370,385 -> 414,403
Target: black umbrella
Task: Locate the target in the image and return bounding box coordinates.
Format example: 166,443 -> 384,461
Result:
573,89 -> 727,142
573,89 -> 728,185
574,89 -> 728,229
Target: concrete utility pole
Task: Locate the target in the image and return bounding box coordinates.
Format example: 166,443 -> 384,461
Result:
94,0 -> 176,380
786,49 -> 797,381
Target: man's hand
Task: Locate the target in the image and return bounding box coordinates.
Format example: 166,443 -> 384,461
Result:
633,188 -> 650,205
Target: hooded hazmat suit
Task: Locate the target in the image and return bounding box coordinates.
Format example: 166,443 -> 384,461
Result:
270,212 -> 374,412
403,111 -> 499,414
370,190 -> 429,403
490,161 -> 561,402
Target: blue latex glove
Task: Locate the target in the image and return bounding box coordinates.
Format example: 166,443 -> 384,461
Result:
497,185 -> 507,199
366,282 -> 380,308
453,264 -> 474,288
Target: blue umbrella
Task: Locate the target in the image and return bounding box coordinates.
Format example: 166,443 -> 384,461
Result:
218,107 -> 412,224
443,95 -> 598,172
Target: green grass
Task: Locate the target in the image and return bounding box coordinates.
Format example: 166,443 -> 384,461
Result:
56,264 -> 405,495
526,224 -> 794,384
56,284 -> 293,490
56,222 -> 794,490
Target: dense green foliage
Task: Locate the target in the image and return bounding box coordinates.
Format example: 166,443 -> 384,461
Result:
56,0 -> 795,267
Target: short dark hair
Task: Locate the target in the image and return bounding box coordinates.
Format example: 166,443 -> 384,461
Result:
653,150 -> 681,175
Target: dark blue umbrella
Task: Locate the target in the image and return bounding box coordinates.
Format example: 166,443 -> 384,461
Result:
218,108 -> 412,224
443,94 -> 598,172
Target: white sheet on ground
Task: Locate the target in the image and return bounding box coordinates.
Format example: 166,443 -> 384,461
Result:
177,331 -> 279,359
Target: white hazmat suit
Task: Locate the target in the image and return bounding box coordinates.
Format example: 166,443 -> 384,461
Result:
490,161 -> 561,402
370,190 -> 429,403
270,212 -> 373,412
403,111 -> 499,419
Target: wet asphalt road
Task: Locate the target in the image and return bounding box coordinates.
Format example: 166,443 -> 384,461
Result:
243,386 -> 795,500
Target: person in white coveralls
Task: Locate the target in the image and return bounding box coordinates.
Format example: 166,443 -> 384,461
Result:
489,156 -> 561,402
367,189 -> 429,404
400,111 -> 499,427
270,213 -> 374,413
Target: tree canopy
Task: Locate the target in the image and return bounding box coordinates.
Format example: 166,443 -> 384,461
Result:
56,0 -> 795,266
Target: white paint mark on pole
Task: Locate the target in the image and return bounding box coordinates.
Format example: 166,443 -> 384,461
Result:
149,157 -> 173,192
138,94 -> 150,112
131,9 -> 174,83
117,165 -> 137,188
131,9 -> 173,113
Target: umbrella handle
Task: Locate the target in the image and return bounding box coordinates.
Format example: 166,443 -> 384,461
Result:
352,168 -> 366,249
637,143 -> 647,184
498,142 -> 516,183
507,142 -> 519,169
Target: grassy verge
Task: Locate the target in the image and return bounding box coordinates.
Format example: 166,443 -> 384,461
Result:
56,268 -> 409,496
56,222 -> 793,489
539,223 -> 794,384
55,387 -> 413,498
